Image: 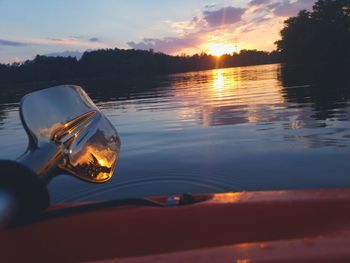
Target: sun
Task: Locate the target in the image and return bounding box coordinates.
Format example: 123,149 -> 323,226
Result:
207,43 -> 238,57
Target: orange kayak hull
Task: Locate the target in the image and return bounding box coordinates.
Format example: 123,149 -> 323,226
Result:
1,189 -> 350,262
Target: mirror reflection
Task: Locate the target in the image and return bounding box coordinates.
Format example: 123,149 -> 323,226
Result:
19,85 -> 120,183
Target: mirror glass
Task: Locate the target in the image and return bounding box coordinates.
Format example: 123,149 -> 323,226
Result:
20,85 -> 120,183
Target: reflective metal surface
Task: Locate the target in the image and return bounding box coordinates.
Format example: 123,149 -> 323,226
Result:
18,85 -> 120,183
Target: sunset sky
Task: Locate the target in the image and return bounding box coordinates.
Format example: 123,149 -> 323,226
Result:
0,0 -> 315,63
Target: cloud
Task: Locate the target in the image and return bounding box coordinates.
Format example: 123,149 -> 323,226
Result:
127,6 -> 247,54
127,1 -> 316,55
269,0 -> 314,17
248,0 -> 315,17
46,37 -> 82,45
128,36 -> 201,54
248,0 -> 271,7
205,3 -> 216,8
0,38 -> 30,47
28,36 -> 106,48
253,16 -> 272,24
203,6 -> 246,27
127,6 -> 246,54
88,37 -> 100,43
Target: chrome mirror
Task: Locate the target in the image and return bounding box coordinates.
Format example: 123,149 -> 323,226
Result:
18,85 -> 121,184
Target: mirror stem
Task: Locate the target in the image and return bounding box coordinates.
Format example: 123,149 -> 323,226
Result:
17,143 -> 63,185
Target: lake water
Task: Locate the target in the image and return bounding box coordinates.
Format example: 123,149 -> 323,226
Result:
1,63 -> 350,203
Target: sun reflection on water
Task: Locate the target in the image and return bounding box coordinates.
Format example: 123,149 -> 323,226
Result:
213,69 -> 225,91
172,64 -> 285,127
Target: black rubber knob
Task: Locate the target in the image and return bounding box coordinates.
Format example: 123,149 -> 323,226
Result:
0,160 -> 49,224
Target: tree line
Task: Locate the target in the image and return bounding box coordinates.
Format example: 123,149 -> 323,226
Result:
0,49 -> 281,85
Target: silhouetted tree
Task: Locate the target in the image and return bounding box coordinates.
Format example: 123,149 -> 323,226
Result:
276,0 -> 350,65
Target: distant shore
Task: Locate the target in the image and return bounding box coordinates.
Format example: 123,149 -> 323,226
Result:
0,49 -> 281,87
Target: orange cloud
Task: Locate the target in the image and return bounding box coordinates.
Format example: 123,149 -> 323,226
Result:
128,1 -> 315,55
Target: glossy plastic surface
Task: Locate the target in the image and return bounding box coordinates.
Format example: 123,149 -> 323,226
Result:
1,189 -> 350,262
